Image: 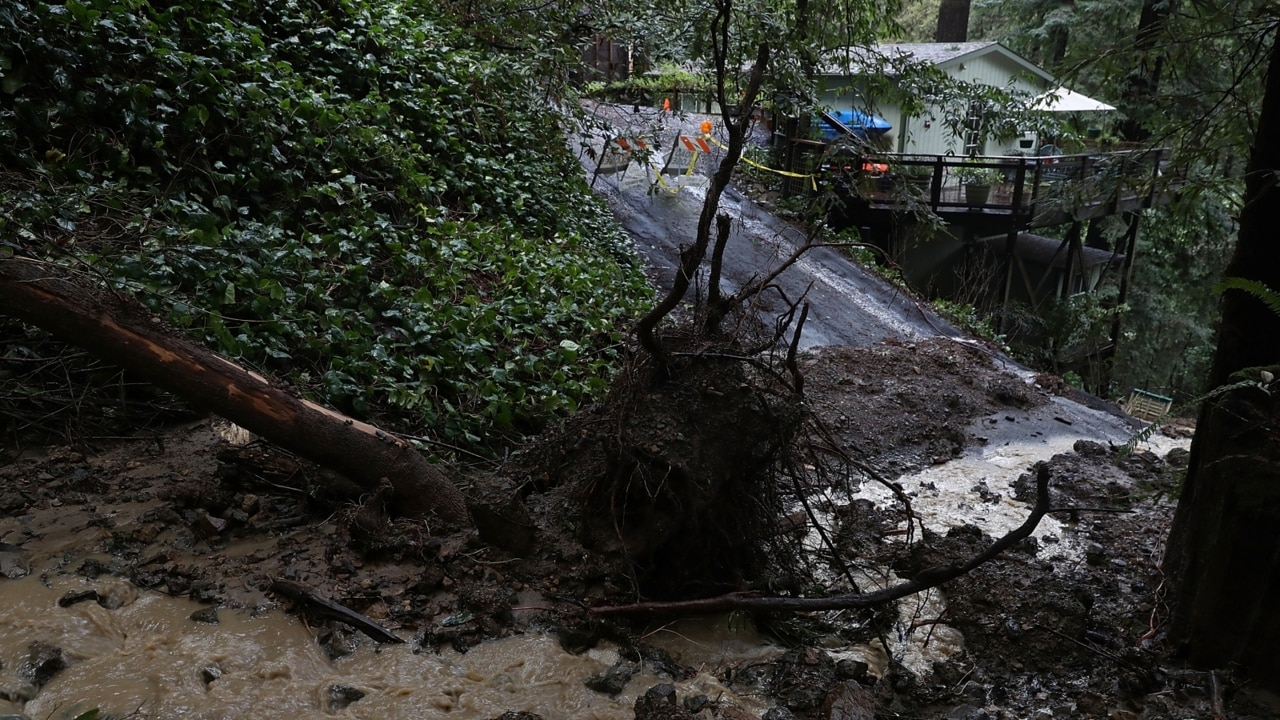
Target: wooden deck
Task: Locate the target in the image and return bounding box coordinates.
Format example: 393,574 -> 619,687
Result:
819,148 -> 1180,229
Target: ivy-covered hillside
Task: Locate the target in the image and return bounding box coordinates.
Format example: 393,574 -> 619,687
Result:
0,0 -> 651,452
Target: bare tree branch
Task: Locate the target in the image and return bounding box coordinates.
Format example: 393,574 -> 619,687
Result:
634,0 -> 771,371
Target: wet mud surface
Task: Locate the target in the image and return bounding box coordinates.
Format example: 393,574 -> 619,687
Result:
3,337 -> 1275,719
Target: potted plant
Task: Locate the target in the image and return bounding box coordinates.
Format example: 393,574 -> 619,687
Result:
955,164 -> 1003,205
898,164 -> 937,196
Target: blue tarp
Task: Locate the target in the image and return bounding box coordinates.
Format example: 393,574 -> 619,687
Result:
818,109 -> 892,139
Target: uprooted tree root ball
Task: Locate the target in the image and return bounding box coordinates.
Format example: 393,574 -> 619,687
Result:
565,338 -> 806,599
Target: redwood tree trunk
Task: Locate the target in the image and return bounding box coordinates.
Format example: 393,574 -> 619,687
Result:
934,0 -> 971,42
1162,28 -> 1280,690
1117,0 -> 1171,141
0,257 -> 470,524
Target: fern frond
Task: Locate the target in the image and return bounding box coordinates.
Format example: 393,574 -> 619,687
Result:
1214,277 -> 1280,316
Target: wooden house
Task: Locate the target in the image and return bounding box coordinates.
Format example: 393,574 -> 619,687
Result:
815,42 -> 1112,156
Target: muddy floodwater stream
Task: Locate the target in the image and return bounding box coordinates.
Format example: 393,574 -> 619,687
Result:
0,572 -> 777,720
0,391 -> 1188,720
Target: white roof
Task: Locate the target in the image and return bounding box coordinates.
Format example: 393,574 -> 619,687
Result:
1033,86 -> 1116,112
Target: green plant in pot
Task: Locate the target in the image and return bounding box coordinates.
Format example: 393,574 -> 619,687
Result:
899,164 -> 937,195
955,164 -> 1004,205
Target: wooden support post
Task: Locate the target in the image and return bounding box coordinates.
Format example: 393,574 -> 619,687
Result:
997,227 -> 1021,332
1063,222 -> 1084,299
1109,212 -> 1143,350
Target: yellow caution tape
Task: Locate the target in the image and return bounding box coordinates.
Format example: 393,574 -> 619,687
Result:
702,134 -> 817,191
651,169 -> 679,194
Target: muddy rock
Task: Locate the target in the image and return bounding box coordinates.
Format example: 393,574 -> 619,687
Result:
639,644 -> 695,681
585,659 -> 640,696
201,665 -> 223,684
459,585 -> 517,624
56,589 -> 98,607
189,607 -> 219,624
769,647 -> 838,714
820,682 -> 875,720
682,694 -> 709,713
18,641 -> 64,688
0,490 -> 33,514
327,684 -> 366,711
0,682 -> 38,704
0,544 -> 27,579
319,628 -> 359,660
633,683 -> 694,720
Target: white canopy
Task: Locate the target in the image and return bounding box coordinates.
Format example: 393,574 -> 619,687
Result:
1032,86 -> 1116,112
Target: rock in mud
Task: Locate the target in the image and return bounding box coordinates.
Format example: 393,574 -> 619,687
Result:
835,658 -> 869,682
0,490 -> 34,514
201,665 -> 222,684
769,647 -> 838,713
327,684 -> 366,711
682,694 -> 708,713
0,544 -> 28,579
553,625 -> 602,654
459,586 -> 517,626
638,644 -> 695,681
489,712 -> 543,720
77,557 -> 111,579
319,628 -> 359,660
18,641 -> 64,687
413,564 -> 447,593
470,495 -> 537,557
820,681 -> 875,720
95,580 -> 138,609
56,589 -> 99,607
585,659 -> 639,696
946,704 -> 986,719
189,607 -> 220,624
0,682 -> 38,703
633,683 -> 693,720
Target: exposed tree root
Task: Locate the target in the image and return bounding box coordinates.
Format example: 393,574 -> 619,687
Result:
587,463 -> 1052,617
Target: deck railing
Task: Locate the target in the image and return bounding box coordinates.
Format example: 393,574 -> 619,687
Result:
809,147 -> 1179,225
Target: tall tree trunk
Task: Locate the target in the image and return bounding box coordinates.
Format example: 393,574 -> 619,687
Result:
1118,0 -> 1172,141
1162,27 -> 1280,690
0,257 -> 471,524
934,0 -> 971,42
1045,24 -> 1069,66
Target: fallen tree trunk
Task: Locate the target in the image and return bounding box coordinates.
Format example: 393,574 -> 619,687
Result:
0,256 -> 469,523
589,463 -> 1052,617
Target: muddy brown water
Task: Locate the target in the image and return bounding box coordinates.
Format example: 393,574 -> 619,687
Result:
0,571 -> 778,720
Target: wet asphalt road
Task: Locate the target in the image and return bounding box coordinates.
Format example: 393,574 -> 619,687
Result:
588,161 -> 962,350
